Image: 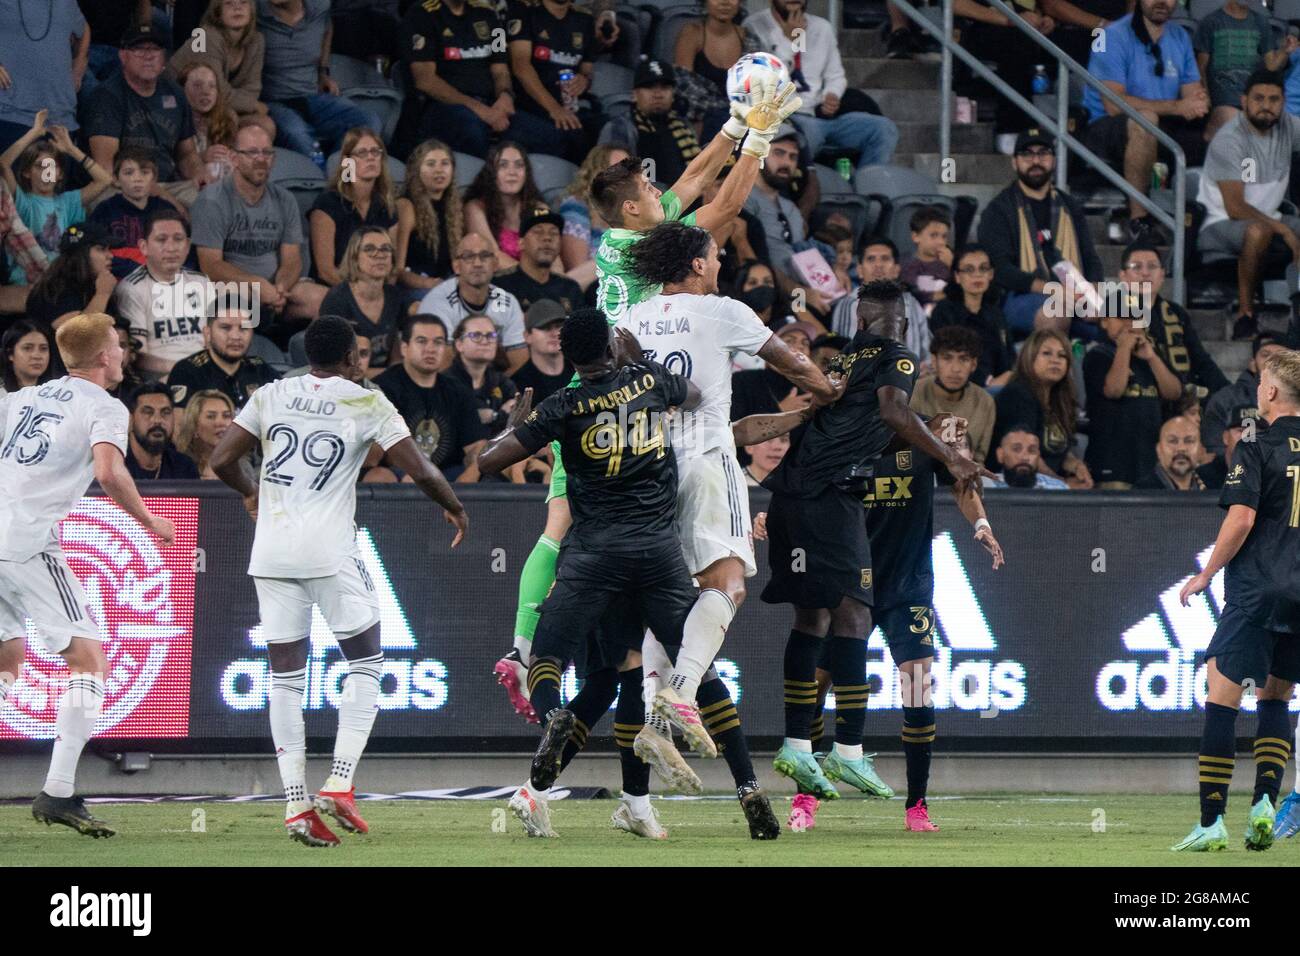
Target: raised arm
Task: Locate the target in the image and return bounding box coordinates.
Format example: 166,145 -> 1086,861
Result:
756,332 -> 839,403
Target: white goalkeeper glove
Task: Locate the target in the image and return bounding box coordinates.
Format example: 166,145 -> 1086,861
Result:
740,80 -> 802,163
722,71 -> 801,143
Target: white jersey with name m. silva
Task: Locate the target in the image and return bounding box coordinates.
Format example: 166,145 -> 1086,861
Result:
0,377 -> 129,561
233,374 -> 410,579
619,292 -> 772,459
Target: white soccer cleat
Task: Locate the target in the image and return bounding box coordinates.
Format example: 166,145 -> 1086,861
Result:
633,726 -> 703,795
509,785 -> 557,838
611,801 -> 668,840
652,687 -> 718,758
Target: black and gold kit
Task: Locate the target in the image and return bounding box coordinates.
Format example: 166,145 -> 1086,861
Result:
167,351 -> 279,410
505,0 -> 595,117
399,0 -> 506,104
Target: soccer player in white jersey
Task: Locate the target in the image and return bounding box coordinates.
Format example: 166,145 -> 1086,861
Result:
210,316 -> 469,847
619,221 -> 841,748
0,312 -> 176,838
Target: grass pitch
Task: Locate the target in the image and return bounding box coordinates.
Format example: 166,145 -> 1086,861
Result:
2,794 -> 1294,866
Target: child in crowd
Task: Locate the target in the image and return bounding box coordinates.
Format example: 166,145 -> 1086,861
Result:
900,205 -> 953,308
812,220 -> 855,298
89,147 -> 186,277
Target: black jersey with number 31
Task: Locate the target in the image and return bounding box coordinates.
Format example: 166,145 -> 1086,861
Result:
513,360 -> 690,551
864,446 -> 938,608
1220,415 -> 1300,632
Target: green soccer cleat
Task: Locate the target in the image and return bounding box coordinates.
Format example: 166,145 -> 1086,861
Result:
773,744 -> 839,800
821,750 -> 895,798
1171,816 -> 1229,852
1245,796 -> 1276,851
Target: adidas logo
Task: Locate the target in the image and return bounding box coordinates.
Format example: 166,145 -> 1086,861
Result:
1208,792 -> 1224,801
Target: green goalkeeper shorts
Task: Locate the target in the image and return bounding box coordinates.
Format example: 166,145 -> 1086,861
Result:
546,440 -> 567,502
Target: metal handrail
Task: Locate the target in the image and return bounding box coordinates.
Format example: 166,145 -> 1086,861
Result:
889,0 -> 1187,303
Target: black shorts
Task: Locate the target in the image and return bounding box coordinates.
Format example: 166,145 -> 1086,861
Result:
1082,113 -> 1208,170
816,602 -> 936,670
761,486 -> 873,610
575,593 -> 646,678
533,538 -> 697,670
1204,603 -> 1300,687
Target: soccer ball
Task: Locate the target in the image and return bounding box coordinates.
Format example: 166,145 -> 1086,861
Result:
726,52 -> 791,110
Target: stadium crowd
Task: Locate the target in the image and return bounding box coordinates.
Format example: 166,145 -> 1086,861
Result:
5,0 -> 1300,493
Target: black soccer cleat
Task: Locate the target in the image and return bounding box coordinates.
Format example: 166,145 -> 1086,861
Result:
739,784 -> 781,840
531,709 -> 576,791
31,792 -> 116,838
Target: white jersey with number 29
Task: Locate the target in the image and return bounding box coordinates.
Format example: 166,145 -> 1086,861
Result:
619,293 -> 772,460
234,374 -> 410,579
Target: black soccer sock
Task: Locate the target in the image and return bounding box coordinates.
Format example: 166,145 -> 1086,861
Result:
698,673 -> 758,792
828,635 -> 869,747
1199,701 -> 1238,827
1253,699 -> 1292,805
783,630 -> 822,740
902,705 -> 936,808
527,657 -> 564,725
810,711 -> 827,754
614,667 -> 650,797
559,668 -> 619,773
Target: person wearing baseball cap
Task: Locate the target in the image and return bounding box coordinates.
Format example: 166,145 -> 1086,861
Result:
597,57 -> 702,186
1195,404 -> 1261,489
494,207 -> 584,317
510,298 -> 574,405
25,223 -> 119,328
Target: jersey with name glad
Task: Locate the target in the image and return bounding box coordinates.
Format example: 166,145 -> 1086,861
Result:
620,292 -> 771,459
0,377 -> 129,561
233,374 -> 411,578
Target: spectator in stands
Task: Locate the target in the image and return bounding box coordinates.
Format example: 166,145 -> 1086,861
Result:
447,312 -> 519,436
0,0 -> 87,152
829,236 -> 929,362
174,386 -> 235,478
979,128 -> 1104,340
1042,0 -> 1127,70
178,60 -> 239,180
1197,403 -> 1255,487
994,328 -> 1092,487
0,179 -> 46,313
256,0 -> 380,158
319,226 -> 405,372
417,233 -> 528,372
1,115 -> 113,282
464,142 -> 547,271
191,121 -> 327,334
742,432 -> 791,486
375,313 -> 487,481
167,307 -> 279,408
928,244 -> 1015,388
673,0 -> 760,140
0,319 -> 57,393
1197,69 -> 1300,340
701,170 -> 765,291
1195,0 -> 1291,141
1084,313 -> 1184,488
90,147 -> 185,276
495,207 -> 583,315
113,208 -> 213,379
811,331 -> 847,372
510,299 -> 571,404
25,223 -> 116,327
1134,414 -> 1210,489
77,0 -> 151,94
598,58 -> 701,189
730,320 -> 819,420
899,206 -> 952,308
1202,330 -> 1281,453
123,382 -> 201,479
1082,0 -> 1210,239
506,0 -> 600,163
984,426 -> 1070,489
1118,240 -> 1228,396
396,140 -> 463,297
910,324 -> 996,465
108,315 -> 146,399
308,127 -> 397,286
744,0 -> 898,169
84,23 -> 205,205
558,143 -> 628,277
168,0 -> 273,136
816,220 -> 854,300
729,261 -> 789,373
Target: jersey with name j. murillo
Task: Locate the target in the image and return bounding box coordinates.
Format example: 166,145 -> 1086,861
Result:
619,292 -> 772,460
0,377 -> 129,561
234,374 -> 410,579
1220,414 -> 1300,631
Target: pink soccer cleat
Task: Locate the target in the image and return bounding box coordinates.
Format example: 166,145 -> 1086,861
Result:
788,793 -> 820,832
285,809 -> 340,847
314,787 -> 370,834
905,802 -> 939,832
494,651 -> 538,724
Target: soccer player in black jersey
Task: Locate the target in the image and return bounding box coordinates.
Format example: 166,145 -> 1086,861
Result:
1176,348 -> 1300,852
759,280 -> 990,818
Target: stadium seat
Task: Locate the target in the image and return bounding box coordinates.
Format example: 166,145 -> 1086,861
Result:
1275,0 -> 1300,20
269,147 -> 327,216
287,329 -> 309,368
813,164 -> 884,244
248,333 -> 291,374
530,154 -> 580,205
454,151 -> 484,189
591,61 -> 635,99
600,91 -> 635,118
330,53 -> 396,93
324,150 -> 407,188
852,163 -> 938,202
650,4 -> 704,64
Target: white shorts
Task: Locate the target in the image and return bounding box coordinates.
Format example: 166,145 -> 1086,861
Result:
253,556 -> 380,643
0,546 -> 99,654
676,448 -> 756,578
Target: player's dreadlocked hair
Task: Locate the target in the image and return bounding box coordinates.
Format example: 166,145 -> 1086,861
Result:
561,307 -> 612,367
304,315 -> 358,368
625,220 -> 713,286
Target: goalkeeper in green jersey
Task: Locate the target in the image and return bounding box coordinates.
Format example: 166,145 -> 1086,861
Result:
495,72 -> 802,721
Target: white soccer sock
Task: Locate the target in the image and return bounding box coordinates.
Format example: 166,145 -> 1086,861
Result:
668,589 -> 736,703
833,742 -> 863,760
512,634 -> 533,662
783,737 -> 812,754
44,674 -> 104,799
624,792 -> 652,817
641,631 -> 673,739
324,652 -> 383,792
270,665 -> 309,816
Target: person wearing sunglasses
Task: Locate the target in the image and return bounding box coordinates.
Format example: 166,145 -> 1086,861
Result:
317,226 -> 405,372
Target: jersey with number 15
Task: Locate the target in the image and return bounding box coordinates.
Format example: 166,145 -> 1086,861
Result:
233,375 -> 411,579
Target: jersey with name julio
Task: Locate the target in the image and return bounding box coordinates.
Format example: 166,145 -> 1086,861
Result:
1220,415 -> 1300,631
763,332 -> 919,499
619,292 -> 771,460
113,265 -> 214,369
514,360 -> 689,551
595,190 -> 697,324
505,0 -> 595,117
863,444 -> 937,608
400,0 -> 505,104
233,374 -> 411,579
0,377 -> 128,561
